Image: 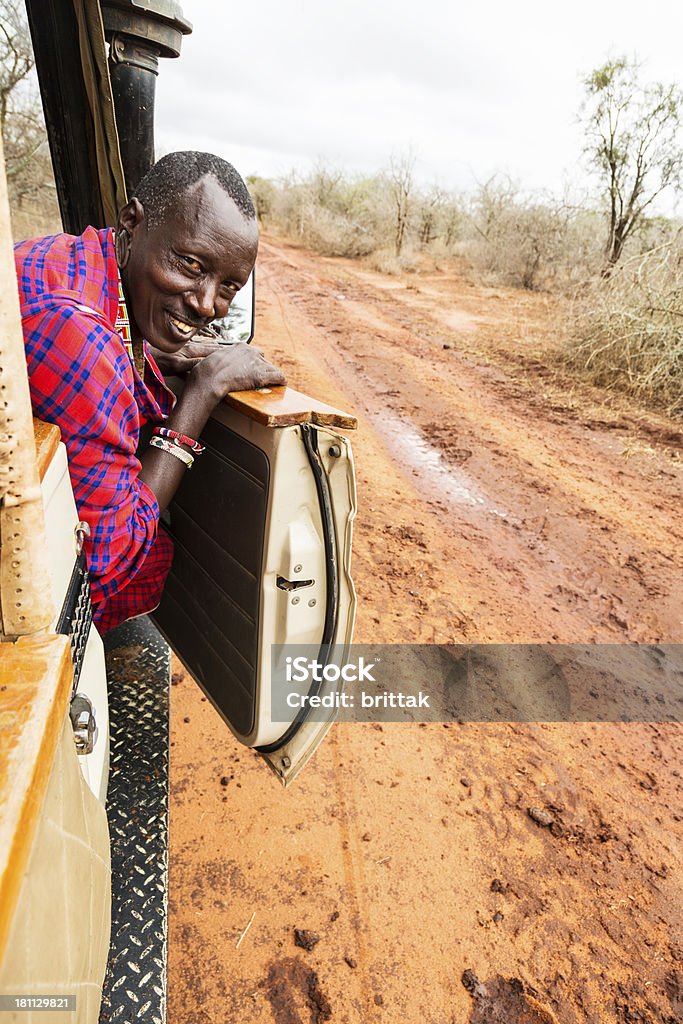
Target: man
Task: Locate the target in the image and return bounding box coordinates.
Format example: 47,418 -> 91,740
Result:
15,151 -> 284,632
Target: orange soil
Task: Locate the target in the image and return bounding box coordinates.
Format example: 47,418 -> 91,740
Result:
168,239 -> 682,1024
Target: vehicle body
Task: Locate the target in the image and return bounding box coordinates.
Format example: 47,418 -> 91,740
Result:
0,1 -> 356,1019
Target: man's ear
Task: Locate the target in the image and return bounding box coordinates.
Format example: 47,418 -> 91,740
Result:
117,197 -> 145,237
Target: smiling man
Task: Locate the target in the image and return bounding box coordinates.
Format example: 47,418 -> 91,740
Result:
15,151 -> 284,633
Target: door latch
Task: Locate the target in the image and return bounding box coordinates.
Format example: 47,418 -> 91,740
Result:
276,575 -> 314,592
70,693 -> 98,755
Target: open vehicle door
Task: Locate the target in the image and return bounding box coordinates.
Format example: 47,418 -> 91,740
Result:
154,382 -> 357,784
25,0 -> 357,785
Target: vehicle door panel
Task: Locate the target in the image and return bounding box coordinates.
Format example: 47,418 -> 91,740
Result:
152,387 -> 357,785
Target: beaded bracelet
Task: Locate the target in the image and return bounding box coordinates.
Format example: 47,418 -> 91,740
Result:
150,435 -> 194,469
153,426 -> 205,455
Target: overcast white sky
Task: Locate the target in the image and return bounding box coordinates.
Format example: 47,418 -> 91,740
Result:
155,0 -> 683,207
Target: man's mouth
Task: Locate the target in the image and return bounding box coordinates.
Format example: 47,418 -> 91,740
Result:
167,312 -> 201,338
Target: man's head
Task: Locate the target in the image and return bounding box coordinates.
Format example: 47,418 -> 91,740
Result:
116,151 -> 258,350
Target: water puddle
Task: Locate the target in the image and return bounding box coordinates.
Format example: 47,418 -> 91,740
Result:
372,409 -> 509,519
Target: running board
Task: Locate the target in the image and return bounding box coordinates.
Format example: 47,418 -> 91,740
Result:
99,617 -> 170,1024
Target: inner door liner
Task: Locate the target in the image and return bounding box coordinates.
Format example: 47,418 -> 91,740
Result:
153,417 -> 269,737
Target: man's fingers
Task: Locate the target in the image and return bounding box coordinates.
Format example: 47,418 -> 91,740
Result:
259,360 -> 286,387
236,367 -> 286,393
194,342 -> 287,395
184,339 -> 221,358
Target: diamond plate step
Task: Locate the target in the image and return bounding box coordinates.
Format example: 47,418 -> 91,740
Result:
99,616 -> 170,1024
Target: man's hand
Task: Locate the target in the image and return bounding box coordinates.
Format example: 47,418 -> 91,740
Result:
147,338 -> 221,376
188,342 -> 286,403
140,342 -> 286,514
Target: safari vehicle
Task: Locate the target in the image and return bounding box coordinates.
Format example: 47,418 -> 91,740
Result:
0,1 -> 356,1020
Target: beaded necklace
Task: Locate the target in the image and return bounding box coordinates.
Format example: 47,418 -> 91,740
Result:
115,274 -> 146,377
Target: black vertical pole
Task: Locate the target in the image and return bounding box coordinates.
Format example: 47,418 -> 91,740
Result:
100,1 -> 191,194
25,0 -> 107,232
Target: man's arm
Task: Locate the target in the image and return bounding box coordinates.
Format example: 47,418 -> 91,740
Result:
22,306 -> 174,606
138,341 -> 285,512
23,305 -> 285,606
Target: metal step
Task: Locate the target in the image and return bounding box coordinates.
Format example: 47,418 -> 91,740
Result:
99,616 -> 170,1024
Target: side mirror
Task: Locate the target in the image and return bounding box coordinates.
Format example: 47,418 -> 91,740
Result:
211,271 -> 255,344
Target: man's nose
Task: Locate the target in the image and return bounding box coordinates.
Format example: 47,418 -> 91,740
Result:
186,280 -> 218,320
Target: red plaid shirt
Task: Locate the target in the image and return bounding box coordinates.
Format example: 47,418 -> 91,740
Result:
15,226 -> 175,633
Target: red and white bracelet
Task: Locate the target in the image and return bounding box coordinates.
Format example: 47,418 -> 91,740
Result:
150,435 -> 194,468
153,426 -> 205,455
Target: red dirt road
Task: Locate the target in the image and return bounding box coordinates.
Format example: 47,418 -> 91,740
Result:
168,240 -> 682,1024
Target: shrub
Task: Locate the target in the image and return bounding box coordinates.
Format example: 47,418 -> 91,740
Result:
462,178 -> 604,291
567,240 -> 683,414
264,169 -> 382,257
258,165 -> 464,262
247,175 -> 278,223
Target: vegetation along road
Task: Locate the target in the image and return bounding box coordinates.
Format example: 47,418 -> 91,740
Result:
168,237 -> 682,1024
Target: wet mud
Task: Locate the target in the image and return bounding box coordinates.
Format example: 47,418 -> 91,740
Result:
263,958 -> 332,1024
462,971 -> 558,1023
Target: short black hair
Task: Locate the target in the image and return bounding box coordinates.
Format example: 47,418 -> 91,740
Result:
133,151 -> 256,227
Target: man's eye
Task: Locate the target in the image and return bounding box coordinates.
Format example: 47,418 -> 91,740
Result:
177,254 -> 202,273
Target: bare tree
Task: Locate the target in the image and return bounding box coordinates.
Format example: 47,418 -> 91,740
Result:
465,177 -> 594,290
417,185 -> 446,246
469,174 -> 518,243
388,150 -> 415,256
310,161 -> 344,209
0,0 -> 32,130
581,56 -> 683,274
440,194 -> 462,249
0,0 -> 58,231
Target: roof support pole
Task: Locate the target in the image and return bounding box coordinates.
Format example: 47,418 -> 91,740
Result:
100,1 -> 191,195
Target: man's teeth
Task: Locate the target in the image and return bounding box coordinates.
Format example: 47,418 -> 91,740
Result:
170,316 -> 195,336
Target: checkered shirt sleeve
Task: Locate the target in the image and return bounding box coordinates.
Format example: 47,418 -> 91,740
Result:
15,224 -> 180,631
22,300 -> 173,628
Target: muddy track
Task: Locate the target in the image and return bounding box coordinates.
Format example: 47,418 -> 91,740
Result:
168,238 -> 682,1024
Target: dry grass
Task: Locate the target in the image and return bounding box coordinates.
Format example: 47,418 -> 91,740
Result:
365,246 -> 422,275
567,241 -> 683,416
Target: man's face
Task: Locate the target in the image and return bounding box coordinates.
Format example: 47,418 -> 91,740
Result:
119,175 -> 258,351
